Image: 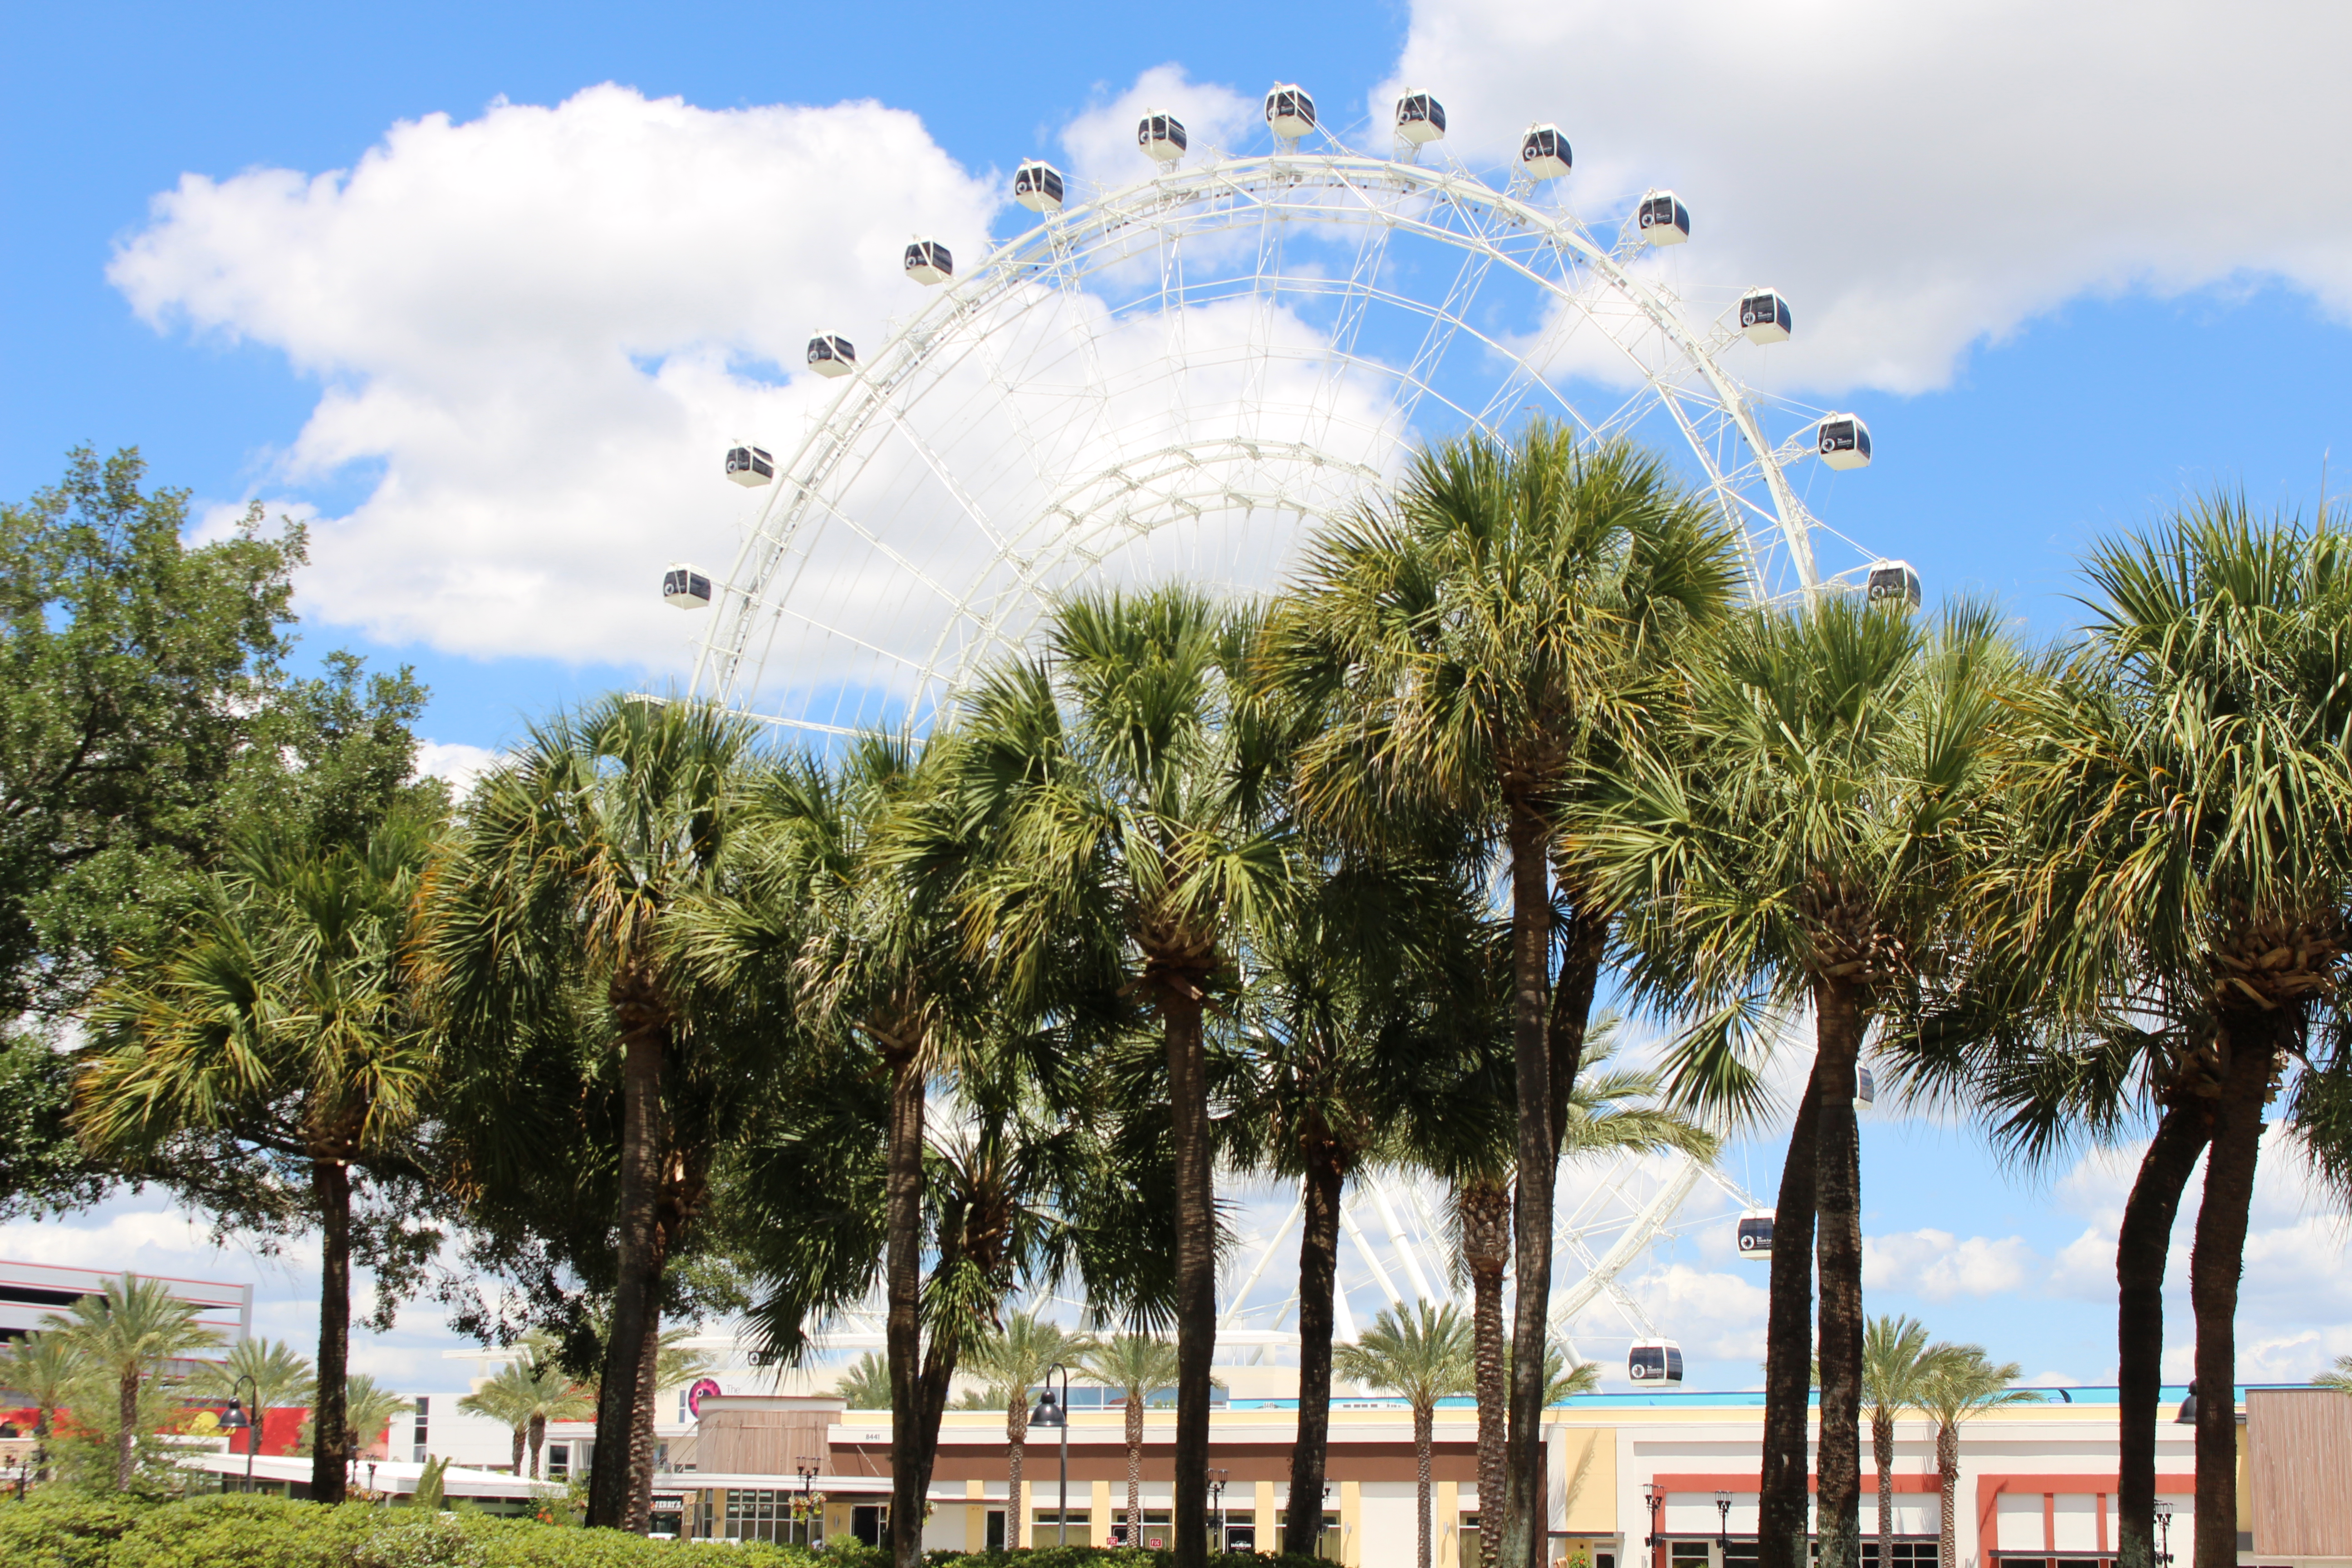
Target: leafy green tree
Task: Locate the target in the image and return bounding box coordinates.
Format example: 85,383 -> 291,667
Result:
43,1273 -> 219,1489
951,587 -> 1301,1568
1588,597 -> 2012,1568
79,811 -> 436,1503
1270,424 -> 1741,1568
1077,1334 -> 1181,1544
963,1313 -> 1093,1548
1918,1350 -> 2035,1568
0,1330 -> 78,1480
1861,1317 -> 1945,1568
427,694 -> 756,1532
0,447 -> 304,1025
1335,1303 -> 1475,1568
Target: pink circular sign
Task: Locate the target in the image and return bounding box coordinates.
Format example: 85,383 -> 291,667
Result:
686,1377 -> 722,1418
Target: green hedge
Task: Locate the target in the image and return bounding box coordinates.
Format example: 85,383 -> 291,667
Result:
0,1494 -> 1333,1568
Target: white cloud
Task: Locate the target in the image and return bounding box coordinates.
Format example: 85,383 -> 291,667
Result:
1865,1226 -> 2040,1301
1380,0 -> 2352,394
112,84 -> 1005,670
410,739 -> 502,799
1057,64 -> 1258,195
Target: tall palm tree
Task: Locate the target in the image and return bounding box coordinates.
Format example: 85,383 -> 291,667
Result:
1588,597 -> 2013,1568
191,1336 -> 315,1462
952,587 -> 1302,1568
964,1313 -> 1093,1549
1334,1303 -> 1475,1568
340,1373 -> 409,1460
1939,500 -> 2352,1568
1078,1334 -> 1182,1544
78,813 -> 429,1504
0,1330 -> 78,1481
426,694 -> 755,1531
834,1352 -> 894,1411
460,1337 -> 594,1478
1861,1317 -> 1945,1568
1918,1349 -> 2036,1568
459,1359 -> 539,1474
43,1273 -> 218,1489
673,734 -> 982,1568
1271,423 -> 1742,1568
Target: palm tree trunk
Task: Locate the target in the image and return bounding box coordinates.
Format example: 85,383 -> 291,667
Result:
626,1300 -> 663,1530
1287,1137 -> 1346,1557
2190,1021 -> 2278,1568
1127,1392 -> 1145,1541
34,1406 -> 53,1484
115,1367 -> 139,1490
1759,1068 -> 1824,1568
1163,985 -> 1218,1568
1873,1413 -> 1893,1568
2116,1095 -> 2213,1568
312,1155 -> 353,1504
1500,804 -> 1554,1568
1416,1402 -> 1436,1568
1006,1400 -> 1027,1550
512,1424 -> 527,1475
1460,1177 -> 1510,1555
588,1011 -> 665,1530
884,1041 -> 929,1568
1813,981 -> 1867,1568
1935,1426 -> 1958,1568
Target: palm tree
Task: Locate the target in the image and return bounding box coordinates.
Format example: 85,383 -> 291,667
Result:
1272,423 -> 1742,1568
459,1359 -> 538,1474
1918,1349 -> 2036,1568
1924,500 -> 2352,1568
1861,1317 -> 1945,1568
426,694 -> 755,1531
835,1352 -> 894,1410
460,1337 -> 594,1478
191,1336 -> 315,1463
1588,597 -> 2013,1568
1078,1334 -> 1181,1544
78,813 -> 433,1503
43,1273 -> 219,1489
0,1331 -> 78,1481
2314,1354 -> 2352,1392
964,1313 -> 1092,1549
1334,1303 -> 1475,1568
952,587 -> 1302,1568
342,1374 -> 408,1460
673,735 -> 982,1568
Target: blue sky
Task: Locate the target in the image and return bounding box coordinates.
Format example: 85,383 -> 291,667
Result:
6,1 -> 2351,1394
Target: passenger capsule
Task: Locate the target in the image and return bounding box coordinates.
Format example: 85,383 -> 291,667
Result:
1867,560 -> 1921,611
1819,414 -> 1873,471
1395,91 -> 1446,144
806,335 -> 856,379
1138,111 -> 1188,165
1013,159 -> 1065,214
1739,289 -> 1792,344
1736,1211 -> 1774,1259
725,445 -> 774,487
1628,1341 -> 1684,1386
1520,123 -> 1572,181
662,564 -> 713,610
1266,83 -> 1317,140
1637,190 -> 1690,246
904,238 -> 953,286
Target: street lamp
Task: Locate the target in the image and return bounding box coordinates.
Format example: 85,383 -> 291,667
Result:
1029,1366 -> 1072,1546
797,1458 -> 823,1545
1210,1468 -> 1230,1551
216,1375 -> 262,1492
1715,1492 -> 1731,1551
2173,1382 -> 2198,1426
2155,1505 -> 2174,1568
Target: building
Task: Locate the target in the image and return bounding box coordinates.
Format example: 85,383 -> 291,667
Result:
0,1259 -> 251,1349
625,1381 -> 2344,1568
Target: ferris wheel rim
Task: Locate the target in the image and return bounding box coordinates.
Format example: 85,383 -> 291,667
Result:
689,147 -> 1836,726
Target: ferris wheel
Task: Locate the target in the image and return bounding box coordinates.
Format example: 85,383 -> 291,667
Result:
675,81 -> 1885,1378
679,81 -> 1910,739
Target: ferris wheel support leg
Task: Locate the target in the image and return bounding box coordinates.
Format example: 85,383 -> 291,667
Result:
1369,1176 -> 1438,1304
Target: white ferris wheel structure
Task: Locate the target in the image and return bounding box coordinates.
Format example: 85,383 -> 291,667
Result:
671,80 -> 1897,1383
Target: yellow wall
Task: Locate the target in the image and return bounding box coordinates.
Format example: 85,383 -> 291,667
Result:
1339,1480 -> 1361,1568
1436,1480 -> 1461,1568
1553,1424 -> 1617,1534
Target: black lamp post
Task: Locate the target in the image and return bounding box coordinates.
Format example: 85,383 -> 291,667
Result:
798,1459 -> 822,1545
2156,1505 -> 2174,1568
2173,1382 -> 2198,1426
217,1375 -> 261,1493
1715,1492 -> 1732,1551
1029,1366 -> 1072,1546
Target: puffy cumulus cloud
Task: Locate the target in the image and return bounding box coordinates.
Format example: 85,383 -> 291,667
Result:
1058,64 -> 1258,195
111,84 -> 1005,668
1378,0 -> 2352,394
1865,1227 -> 2040,1301
411,739 -> 503,798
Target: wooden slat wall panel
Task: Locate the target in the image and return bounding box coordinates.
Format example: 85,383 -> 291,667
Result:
698,1411 -> 833,1477
2248,1388 -> 2352,1554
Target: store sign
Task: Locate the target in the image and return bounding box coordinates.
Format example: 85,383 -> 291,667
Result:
686,1378 -> 723,1418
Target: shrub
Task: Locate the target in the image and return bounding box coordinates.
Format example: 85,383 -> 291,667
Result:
0,1489 -> 153,1568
